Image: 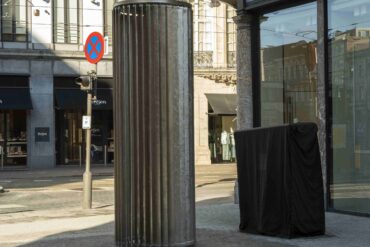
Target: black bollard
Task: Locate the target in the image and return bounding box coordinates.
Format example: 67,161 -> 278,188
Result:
113,1 -> 195,246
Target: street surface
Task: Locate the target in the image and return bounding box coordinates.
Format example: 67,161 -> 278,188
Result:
0,165 -> 370,247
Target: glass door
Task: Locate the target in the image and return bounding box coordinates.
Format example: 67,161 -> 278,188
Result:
57,110 -> 84,165
259,2 -> 318,127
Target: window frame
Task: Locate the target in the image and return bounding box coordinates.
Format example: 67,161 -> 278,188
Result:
0,0 -> 28,42
52,0 -> 80,44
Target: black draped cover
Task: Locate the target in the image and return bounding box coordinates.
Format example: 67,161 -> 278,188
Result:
235,123 -> 325,238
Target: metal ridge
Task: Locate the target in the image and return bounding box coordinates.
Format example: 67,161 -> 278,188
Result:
114,0 -> 192,8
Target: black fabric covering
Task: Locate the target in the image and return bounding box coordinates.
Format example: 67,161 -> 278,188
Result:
235,123 -> 325,238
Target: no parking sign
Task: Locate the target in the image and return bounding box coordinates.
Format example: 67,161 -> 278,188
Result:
84,32 -> 105,64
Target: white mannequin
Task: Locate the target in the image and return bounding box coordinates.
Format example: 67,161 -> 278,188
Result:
230,127 -> 236,161
221,130 -> 230,161
221,130 -> 230,145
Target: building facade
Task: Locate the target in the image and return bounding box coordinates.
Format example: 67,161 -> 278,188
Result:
0,0 -> 237,169
235,0 -> 370,216
0,0 -> 115,169
193,0 -> 237,165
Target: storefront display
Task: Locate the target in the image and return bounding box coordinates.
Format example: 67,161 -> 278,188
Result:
209,114 -> 237,164
206,93 -> 237,164
0,110 -> 28,167
0,76 -> 31,168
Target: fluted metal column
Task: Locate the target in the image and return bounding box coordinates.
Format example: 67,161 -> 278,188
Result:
113,1 -> 195,246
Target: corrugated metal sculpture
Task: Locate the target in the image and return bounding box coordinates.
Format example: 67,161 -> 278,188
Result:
113,1 -> 195,246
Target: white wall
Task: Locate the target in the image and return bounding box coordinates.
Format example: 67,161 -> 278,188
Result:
82,0 -> 104,44
31,0 -> 52,43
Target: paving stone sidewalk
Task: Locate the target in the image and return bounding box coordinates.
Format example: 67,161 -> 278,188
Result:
1,203 -> 370,247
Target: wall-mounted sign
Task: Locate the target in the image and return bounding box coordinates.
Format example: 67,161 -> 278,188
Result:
92,99 -> 107,106
35,127 -> 50,142
91,128 -> 102,137
83,115 -> 91,129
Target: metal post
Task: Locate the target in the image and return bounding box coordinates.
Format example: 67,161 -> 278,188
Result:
0,146 -> 3,170
104,145 -> 107,166
83,91 -> 93,209
79,145 -> 82,168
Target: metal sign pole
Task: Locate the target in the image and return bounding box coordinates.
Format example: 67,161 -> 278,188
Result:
104,145 -> 107,167
1,146 -> 3,170
81,31 -> 105,210
83,89 -> 93,209
79,145 -> 82,168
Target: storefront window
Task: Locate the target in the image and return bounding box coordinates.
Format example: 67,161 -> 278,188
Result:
329,0 -> 370,214
260,2 -> 318,127
0,110 -> 27,167
209,115 -> 237,164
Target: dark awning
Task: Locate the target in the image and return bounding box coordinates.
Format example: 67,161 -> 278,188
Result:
55,89 -> 112,110
205,94 -> 237,115
0,88 -> 33,110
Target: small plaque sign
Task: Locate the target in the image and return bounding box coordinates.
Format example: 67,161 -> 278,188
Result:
35,127 -> 50,142
82,116 -> 91,129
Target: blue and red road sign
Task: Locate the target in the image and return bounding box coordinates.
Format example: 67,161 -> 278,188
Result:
84,32 -> 105,64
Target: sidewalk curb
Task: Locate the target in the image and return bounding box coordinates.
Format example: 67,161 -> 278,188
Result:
0,167 -> 114,180
1,173 -> 114,180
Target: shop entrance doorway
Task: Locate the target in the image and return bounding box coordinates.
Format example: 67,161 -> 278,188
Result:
56,110 -> 113,166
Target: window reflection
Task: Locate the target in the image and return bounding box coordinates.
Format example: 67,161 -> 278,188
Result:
1,0 -> 27,42
329,0 -> 370,215
260,3 -> 318,127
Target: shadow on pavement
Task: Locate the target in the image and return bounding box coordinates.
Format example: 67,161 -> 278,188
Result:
0,166 -> 114,190
13,197 -> 296,247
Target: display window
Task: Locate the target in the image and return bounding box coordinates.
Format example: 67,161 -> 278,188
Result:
208,104 -> 237,164
0,110 -> 27,168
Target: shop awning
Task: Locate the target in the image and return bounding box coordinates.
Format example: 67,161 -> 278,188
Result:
205,94 -> 237,115
0,88 -> 33,110
55,89 -> 113,110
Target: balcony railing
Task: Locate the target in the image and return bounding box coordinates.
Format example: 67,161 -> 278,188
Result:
194,51 -> 213,68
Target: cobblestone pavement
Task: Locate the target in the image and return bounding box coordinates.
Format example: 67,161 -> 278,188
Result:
1,165 -> 370,247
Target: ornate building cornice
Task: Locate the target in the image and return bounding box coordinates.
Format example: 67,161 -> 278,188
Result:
195,68 -> 237,85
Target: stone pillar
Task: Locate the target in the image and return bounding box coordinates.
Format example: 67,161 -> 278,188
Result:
233,13 -> 255,130
194,77 -> 212,165
113,1 -> 195,246
28,60 -> 56,169
317,0 -> 328,207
